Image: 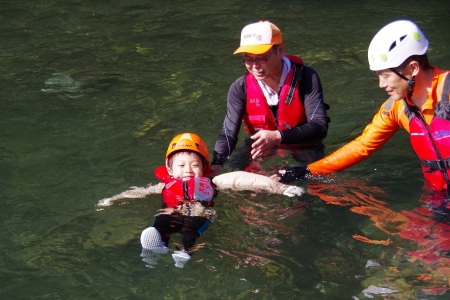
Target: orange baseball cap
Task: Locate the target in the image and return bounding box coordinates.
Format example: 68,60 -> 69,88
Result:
234,21 -> 282,55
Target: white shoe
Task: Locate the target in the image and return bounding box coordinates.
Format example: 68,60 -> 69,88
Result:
172,250 -> 191,268
140,248 -> 160,268
140,227 -> 168,254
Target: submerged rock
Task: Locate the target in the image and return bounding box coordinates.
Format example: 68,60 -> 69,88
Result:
41,73 -> 84,97
362,285 -> 398,298
41,72 -> 111,99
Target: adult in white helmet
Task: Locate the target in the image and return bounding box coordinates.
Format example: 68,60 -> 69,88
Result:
276,19 -> 450,193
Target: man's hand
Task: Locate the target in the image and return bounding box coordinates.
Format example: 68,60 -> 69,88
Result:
250,130 -> 282,159
272,166 -> 311,184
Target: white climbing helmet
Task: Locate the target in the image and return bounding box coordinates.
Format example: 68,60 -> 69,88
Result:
368,20 -> 429,71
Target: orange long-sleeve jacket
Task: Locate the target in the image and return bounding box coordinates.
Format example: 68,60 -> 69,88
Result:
308,67 -> 450,175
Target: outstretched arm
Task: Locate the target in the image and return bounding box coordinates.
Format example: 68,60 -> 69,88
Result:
274,98 -> 401,181
212,171 -> 304,197
212,76 -> 247,172
97,182 -> 165,206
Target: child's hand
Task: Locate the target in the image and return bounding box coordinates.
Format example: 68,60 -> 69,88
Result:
97,198 -> 112,206
282,186 -> 305,197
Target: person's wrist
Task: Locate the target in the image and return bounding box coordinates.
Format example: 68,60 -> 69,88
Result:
211,154 -> 228,166
277,130 -> 284,143
305,166 -> 311,175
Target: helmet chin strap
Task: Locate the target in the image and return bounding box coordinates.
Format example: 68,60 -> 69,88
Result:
390,68 -> 416,97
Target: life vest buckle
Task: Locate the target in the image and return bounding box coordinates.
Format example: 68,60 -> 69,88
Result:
435,160 -> 446,171
423,159 -> 446,172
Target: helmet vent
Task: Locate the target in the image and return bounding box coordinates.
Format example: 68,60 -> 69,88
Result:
389,41 -> 397,52
388,35 -> 408,52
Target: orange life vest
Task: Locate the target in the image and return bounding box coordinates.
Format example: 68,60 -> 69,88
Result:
243,55 -> 307,134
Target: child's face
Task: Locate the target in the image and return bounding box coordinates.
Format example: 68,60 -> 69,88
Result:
167,152 -> 204,180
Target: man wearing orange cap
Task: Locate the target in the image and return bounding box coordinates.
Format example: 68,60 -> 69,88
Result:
211,21 -> 330,174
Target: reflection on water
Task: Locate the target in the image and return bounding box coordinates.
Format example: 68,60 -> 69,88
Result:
1,0 -> 450,299
305,179 -> 450,298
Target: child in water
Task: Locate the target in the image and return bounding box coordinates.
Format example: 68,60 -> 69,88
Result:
98,133 -> 304,268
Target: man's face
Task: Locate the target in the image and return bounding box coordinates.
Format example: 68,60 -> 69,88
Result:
243,45 -> 283,80
375,69 -> 410,100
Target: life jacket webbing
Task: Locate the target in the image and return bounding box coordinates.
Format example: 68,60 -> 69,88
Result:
285,65 -> 300,105
420,157 -> 450,172
442,73 -> 450,101
382,97 -> 394,111
183,180 -> 189,200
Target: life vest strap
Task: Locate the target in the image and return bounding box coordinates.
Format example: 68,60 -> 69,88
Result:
442,73 -> 450,101
420,157 -> 450,172
285,64 -> 301,105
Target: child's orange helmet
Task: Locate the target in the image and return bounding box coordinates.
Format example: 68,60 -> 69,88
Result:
166,133 -> 210,166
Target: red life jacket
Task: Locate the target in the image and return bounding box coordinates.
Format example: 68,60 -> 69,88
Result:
405,73 -> 450,190
154,166 -> 216,208
243,55 -> 307,134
